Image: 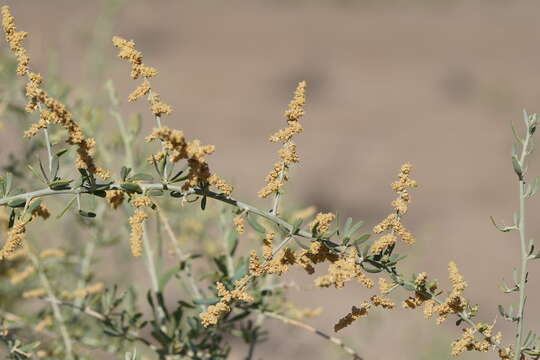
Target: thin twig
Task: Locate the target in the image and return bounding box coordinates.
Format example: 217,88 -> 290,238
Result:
157,208 -> 205,307
260,310 -> 363,360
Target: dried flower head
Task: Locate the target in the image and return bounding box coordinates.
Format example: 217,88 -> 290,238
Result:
31,203 -> 50,220
334,302 -> 370,332
200,278 -> 253,327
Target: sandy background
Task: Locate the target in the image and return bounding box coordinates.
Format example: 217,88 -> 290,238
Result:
2,1 -> 540,359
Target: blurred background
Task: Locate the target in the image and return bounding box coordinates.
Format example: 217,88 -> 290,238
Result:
2,0 -> 540,359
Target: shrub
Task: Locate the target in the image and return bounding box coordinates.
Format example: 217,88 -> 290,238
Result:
0,5 -> 538,360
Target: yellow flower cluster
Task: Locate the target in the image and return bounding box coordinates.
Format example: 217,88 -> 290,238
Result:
131,195 -> 153,209
450,326 -> 494,356
34,316 -> 52,333
61,282 -> 104,300
145,126 -> 232,194
309,212 -> 335,236
128,209 -> 148,257
259,81 -> 305,199
402,272 -> 437,311
22,287 -> 46,299
371,163 -> 417,254
391,163 -> 417,214
233,214 -> 245,234
432,262 -> 468,324
8,264 -> 34,285
206,229 -> 361,328
39,248 -> 65,259
1,6 -> 109,179
315,248 -> 373,289
113,36 -> 234,195
0,217 -> 30,260
199,277 -> 254,327
0,6 -> 28,75
370,295 -> 395,309
208,174 -> 234,197
112,36 -> 172,116
105,190 -> 125,209
249,231 -> 297,277
378,277 -> 393,294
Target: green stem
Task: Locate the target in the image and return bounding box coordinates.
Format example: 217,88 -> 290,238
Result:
513,117 -> 533,360
514,179 -> 529,359
29,253 -> 74,360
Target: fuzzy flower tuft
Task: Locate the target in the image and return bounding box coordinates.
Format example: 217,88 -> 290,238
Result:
259,81 -> 306,199
128,209 -> 148,257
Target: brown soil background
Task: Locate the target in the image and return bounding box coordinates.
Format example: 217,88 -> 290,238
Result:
2,1 -> 540,359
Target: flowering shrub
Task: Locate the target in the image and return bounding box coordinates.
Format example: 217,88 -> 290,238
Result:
0,5 -> 539,360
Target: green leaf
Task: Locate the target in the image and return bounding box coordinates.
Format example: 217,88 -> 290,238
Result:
294,237 -> 310,250
121,183 -> 143,194
526,176 -> 539,198
178,300 -> 196,309
158,265 -> 181,292
348,221 -> 365,237
193,297 -> 220,305
93,190 -> 107,198
128,173 -> 153,182
55,148 -> 68,157
342,217 -> 352,237
27,165 -> 47,185
247,215 -> 266,234
26,199 -> 42,214
201,195 -> 207,210
354,234 -> 371,246
169,166 -> 188,183
51,157 -> 60,180
361,263 -> 382,273
49,179 -> 73,190
402,283 -> 416,291
498,304 -> 507,318
56,196 -> 77,219
4,172 -> 12,196
227,231 -> 238,256
512,155 -> 522,179
7,198 -> 26,208
79,210 -> 96,218
121,166 -> 131,181
291,218 -> 303,235
213,256 -> 229,276
39,159 -> 49,182
147,189 -> 163,196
